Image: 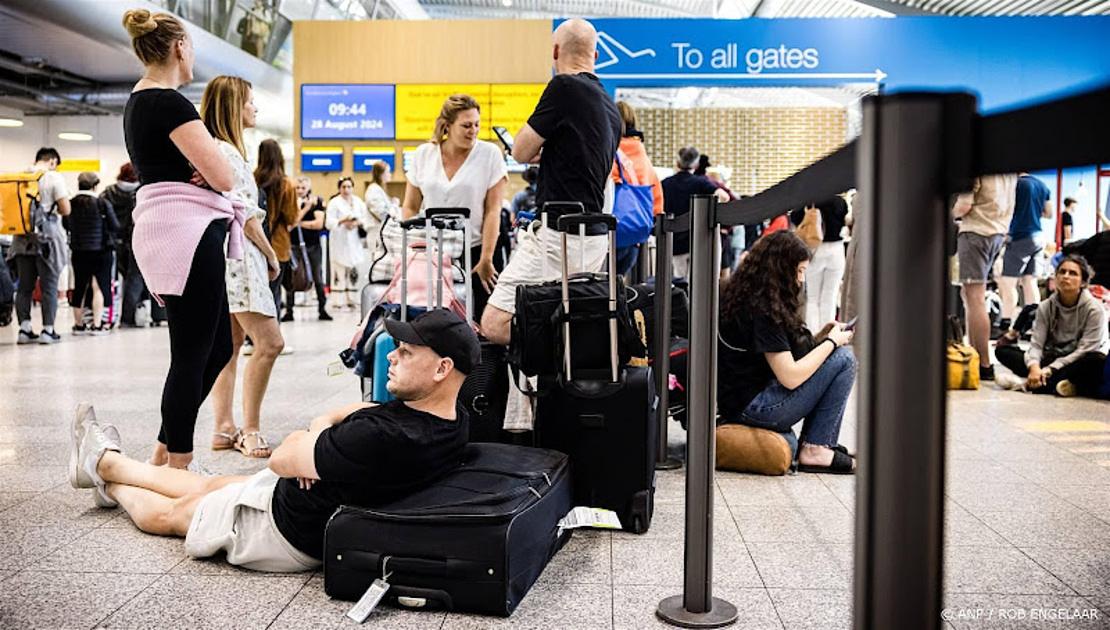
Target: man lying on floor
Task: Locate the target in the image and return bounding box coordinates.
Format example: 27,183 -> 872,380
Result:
68,309 -> 478,571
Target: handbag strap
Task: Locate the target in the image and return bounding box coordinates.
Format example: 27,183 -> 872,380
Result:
614,152 -> 631,185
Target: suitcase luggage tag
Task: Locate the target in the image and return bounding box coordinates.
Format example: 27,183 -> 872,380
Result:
557,506 -> 623,534
346,558 -> 393,623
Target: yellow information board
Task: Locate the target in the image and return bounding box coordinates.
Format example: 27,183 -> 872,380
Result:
395,84 -> 492,141
490,84 -> 546,137
57,159 -> 102,173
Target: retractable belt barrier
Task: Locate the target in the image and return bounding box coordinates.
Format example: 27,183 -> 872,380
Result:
653,83 -> 1110,630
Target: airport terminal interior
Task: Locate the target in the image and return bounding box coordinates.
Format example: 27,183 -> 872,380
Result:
1,1 -> 1109,629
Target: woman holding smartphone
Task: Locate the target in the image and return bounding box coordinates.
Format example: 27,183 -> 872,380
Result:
717,231 -> 858,474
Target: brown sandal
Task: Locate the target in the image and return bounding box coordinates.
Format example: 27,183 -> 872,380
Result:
211,428 -> 241,451
235,431 -> 272,458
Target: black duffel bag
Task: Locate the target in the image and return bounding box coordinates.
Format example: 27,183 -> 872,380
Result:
509,272 -> 644,377
625,279 -> 689,358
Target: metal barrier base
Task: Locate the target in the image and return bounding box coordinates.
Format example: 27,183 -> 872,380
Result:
656,595 -> 738,628
655,457 -> 683,471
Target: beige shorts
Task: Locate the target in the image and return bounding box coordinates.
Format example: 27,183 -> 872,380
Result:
486,222 -> 609,315
184,469 -> 320,573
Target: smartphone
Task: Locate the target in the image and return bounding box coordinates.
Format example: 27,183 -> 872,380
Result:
844,316 -> 859,331
493,126 -> 513,152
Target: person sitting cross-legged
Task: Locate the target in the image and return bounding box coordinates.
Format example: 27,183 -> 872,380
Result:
995,254 -> 1109,397
68,309 -> 479,571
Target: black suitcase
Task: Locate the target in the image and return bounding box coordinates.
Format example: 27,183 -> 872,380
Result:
459,341 -> 525,445
534,213 -> 658,534
323,443 -> 572,617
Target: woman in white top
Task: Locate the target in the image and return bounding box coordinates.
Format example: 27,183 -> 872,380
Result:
326,177 -> 369,308
199,75 -> 282,458
402,94 -> 508,321
363,160 -> 395,261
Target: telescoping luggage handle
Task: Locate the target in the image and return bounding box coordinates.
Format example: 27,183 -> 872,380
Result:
555,212 -> 619,383
397,208 -> 471,323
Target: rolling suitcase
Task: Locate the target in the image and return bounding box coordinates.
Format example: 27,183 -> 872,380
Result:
361,209 -> 471,402
323,442 -> 572,617
534,213 -> 658,534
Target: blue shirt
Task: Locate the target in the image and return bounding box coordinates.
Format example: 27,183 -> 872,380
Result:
1009,175 -> 1051,240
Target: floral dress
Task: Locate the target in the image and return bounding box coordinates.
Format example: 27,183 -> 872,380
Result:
219,141 -> 275,317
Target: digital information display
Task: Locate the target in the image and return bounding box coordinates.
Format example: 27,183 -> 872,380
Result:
401,146 -> 421,173
300,147 -> 343,172
395,84 -> 492,141
353,147 -> 396,173
301,84 -> 395,140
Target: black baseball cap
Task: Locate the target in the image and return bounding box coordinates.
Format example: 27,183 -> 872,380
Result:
384,309 -> 481,374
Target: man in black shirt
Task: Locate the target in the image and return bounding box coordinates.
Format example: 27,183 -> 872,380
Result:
480,17 -> 622,346
69,309 -> 479,570
661,146 -> 730,278
291,176 -> 331,321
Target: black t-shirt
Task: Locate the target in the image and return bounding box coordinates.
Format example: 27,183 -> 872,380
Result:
717,311 -> 813,419
1062,211 -> 1074,230
292,195 -> 325,248
123,89 -> 201,185
789,196 -> 850,243
271,400 -> 468,559
662,171 -> 721,255
527,73 -> 621,223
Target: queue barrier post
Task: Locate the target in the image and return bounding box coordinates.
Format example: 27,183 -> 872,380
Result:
654,214 -> 682,471
657,195 -> 737,628
852,93 -> 974,630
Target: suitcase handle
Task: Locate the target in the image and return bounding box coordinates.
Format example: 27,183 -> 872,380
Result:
426,206 -> 471,219
557,214 -> 620,383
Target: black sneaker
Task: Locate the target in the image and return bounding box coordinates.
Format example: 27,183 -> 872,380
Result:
72,324 -> 90,336
318,311 -> 333,321
979,365 -> 995,381
281,312 -> 295,322
39,330 -> 62,344
17,329 -> 39,345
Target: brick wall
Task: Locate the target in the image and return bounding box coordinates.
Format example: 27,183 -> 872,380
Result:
636,107 -> 847,194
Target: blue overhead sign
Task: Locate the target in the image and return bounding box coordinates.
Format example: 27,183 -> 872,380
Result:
585,17 -> 1110,111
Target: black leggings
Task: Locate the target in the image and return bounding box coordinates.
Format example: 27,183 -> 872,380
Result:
69,250 -> 113,308
158,220 -> 232,453
995,345 -> 1107,397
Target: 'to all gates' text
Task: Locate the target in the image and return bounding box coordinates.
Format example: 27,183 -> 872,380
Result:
671,42 -> 820,73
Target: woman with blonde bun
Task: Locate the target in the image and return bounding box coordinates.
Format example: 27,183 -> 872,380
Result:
202,75 -> 283,460
106,9 -> 239,474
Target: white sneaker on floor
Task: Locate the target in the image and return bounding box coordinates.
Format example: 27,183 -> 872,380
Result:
69,403 -> 97,489
241,344 -> 254,356
77,421 -> 121,490
994,371 -> 1026,391
93,425 -> 121,508
1055,379 -> 1078,397
279,345 -> 294,356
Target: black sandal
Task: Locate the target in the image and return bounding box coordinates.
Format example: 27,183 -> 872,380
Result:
832,444 -> 856,457
796,449 -> 856,475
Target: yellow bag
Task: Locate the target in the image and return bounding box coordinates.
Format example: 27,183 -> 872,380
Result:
716,424 -> 795,476
796,205 -> 824,251
0,172 -> 43,236
946,342 -> 980,390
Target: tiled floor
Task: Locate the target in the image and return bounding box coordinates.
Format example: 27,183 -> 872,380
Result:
2,307 -> 1109,629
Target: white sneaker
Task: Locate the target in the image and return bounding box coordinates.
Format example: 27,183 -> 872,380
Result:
69,403 -> 97,489
279,345 -> 294,356
995,371 -> 1026,391
77,421 -> 121,490
93,425 -> 121,508
1055,379 -> 1078,398
241,343 -> 254,356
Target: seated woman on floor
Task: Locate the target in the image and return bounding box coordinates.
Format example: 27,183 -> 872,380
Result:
995,254 -> 1109,397
717,230 -> 857,474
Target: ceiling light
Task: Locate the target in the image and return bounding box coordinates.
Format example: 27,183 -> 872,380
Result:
0,118 -> 24,128
502,0 -> 512,6
58,132 -> 93,142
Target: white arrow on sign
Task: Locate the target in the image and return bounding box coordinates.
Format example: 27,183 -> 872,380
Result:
598,68 -> 887,82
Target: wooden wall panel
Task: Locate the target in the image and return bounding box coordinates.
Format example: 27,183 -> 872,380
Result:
293,20 -> 552,197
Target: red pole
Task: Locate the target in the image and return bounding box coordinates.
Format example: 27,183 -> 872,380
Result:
1056,169 -> 1063,248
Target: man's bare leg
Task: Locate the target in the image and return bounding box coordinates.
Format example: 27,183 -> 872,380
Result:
480,305 -> 512,346
98,450 -> 246,499
107,484 -> 207,537
962,282 -> 992,368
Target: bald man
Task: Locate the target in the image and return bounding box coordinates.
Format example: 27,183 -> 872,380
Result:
481,18 -> 622,346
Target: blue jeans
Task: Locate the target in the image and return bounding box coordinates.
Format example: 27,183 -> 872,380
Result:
616,245 -> 639,275
733,346 -> 856,447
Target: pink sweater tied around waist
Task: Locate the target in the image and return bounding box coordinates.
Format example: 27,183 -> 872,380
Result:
132,182 -> 246,304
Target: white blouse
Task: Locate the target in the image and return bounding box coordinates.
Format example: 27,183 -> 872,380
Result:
325,194 -> 369,268
407,140 -> 507,247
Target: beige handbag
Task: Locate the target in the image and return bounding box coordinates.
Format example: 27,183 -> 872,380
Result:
796,205 -> 824,251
